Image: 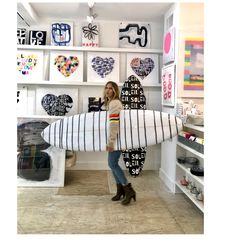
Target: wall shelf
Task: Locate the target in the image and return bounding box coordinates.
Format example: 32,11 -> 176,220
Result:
177,141 -> 204,159
17,44 -> 163,54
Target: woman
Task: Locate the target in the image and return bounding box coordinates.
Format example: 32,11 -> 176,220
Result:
103,81 -> 136,205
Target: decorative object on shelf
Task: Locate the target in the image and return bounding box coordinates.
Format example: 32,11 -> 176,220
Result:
196,190 -> 204,201
81,22 -> 99,47
190,186 -> 199,196
88,97 -> 104,112
121,75 -> 147,177
186,180 -> 193,190
17,50 -> 44,81
29,30 -> 47,45
180,176 -> 188,186
163,26 -> 175,65
51,21 -> 73,46
17,86 -> 28,115
17,28 -> 26,45
126,53 -> 159,86
41,109 -> 183,152
49,51 -> 83,82
119,22 -> 150,48
161,63 -> 175,107
190,166 -> 204,176
17,118 -> 65,187
87,52 -> 119,83
36,87 -> 78,116
184,38 -> 204,90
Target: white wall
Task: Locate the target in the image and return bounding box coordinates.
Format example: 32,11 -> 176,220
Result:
18,18 -> 164,171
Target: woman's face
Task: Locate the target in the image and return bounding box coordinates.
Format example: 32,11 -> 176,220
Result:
105,83 -> 114,99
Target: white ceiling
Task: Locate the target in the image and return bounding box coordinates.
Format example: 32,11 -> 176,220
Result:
18,2 -> 173,25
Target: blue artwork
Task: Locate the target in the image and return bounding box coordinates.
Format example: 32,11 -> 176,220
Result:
91,56 -> 115,78
51,22 -> 73,46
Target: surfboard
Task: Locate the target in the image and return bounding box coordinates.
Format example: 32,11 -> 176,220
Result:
41,109 -> 183,152
121,75 -> 147,176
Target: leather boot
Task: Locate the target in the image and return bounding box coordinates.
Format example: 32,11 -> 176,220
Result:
112,184 -> 125,201
121,183 -> 136,205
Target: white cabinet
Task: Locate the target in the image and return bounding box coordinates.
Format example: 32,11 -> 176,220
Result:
175,124 -> 204,212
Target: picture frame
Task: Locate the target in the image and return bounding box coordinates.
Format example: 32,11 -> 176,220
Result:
81,22 -> 99,47
161,64 -> 175,107
87,52 -> 119,83
163,26 -> 175,65
126,53 -> 159,86
17,50 -> 44,81
50,51 -> 83,82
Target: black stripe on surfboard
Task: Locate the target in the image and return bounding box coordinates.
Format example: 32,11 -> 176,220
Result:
54,122 -> 56,148
129,109 -> 133,149
78,114 -> 81,151
160,112 -> 165,141
175,116 -> 179,135
137,109 -> 140,148
93,112 -> 95,151
153,110 -> 158,144
66,117 -> 69,149
98,111 -> 101,151
168,114 -> 172,139
84,113 -> 86,152
48,124 -> 51,145
71,116 -> 74,151
143,110 -> 147,147
124,110 -> 127,150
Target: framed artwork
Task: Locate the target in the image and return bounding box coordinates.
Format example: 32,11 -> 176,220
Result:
17,86 -> 28,115
36,87 -> 79,116
17,28 -> 26,45
126,53 -> 159,86
184,38 -> 204,90
119,22 -> 151,48
50,51 -> 83,82
51,21 -> 73,46
161,64 -> 175,107
81,22 -> 99,47
17,117 -> 65,187
17,50 -> 44,81
163,26 -> 175,65
29,30 -> 47,45
87,52 -> 119,83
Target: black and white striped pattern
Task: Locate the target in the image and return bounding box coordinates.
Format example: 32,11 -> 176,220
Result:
41,110 -> 183,152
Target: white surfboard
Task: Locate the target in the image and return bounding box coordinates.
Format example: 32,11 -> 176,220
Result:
41,110 -> 183,152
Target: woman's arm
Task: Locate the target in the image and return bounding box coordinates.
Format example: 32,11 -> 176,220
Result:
107,99 -> 122,151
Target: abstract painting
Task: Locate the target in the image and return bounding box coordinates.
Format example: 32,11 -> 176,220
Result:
17,50 -> 44,81
81,22 -> 99,47
17,117 -> 65,187
29,30 -> 47,45
36,87 -> 78,116
162,64 -> 175,107
87,52 -> 119,83
184,38 -> 204,90
50,51 -> 83,82
17,86 -> 28,115
119,22 -> 150,48
51,21 -> 73,46
126,53 -> 159,86
163,27 -> 175,65
17,28 -> 26,45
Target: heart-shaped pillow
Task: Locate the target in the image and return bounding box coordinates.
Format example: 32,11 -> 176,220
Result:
91,56 -> 115,78
130,58 -> 155,79
54,55 -> 79,77
17,54 -> 38,75
41,94 -> 73,116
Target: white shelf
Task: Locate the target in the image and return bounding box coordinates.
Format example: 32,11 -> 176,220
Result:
175,182 -> 204,213
17,45 -> 163,54
17,115 -> 65,119
183,123 -> 204,132
176,162 -> 204,185
17,80 -> 161,87
177,142 -> 204,159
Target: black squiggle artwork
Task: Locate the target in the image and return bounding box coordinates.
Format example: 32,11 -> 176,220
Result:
82,23 -> 98,40
41,94 -> 73,116
119,24 -> 149,47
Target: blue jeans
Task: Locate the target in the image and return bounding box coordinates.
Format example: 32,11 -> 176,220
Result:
108,151 -> 128,185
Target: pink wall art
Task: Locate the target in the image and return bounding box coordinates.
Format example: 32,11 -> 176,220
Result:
163,27 -> 175,65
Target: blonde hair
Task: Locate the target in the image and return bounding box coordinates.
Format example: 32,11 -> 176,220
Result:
103,81 -> 120,107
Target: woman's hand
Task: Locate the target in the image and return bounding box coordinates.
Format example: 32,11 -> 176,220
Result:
106,145 -> 114,152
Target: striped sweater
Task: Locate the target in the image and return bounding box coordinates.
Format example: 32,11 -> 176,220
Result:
106,99 -> 123,149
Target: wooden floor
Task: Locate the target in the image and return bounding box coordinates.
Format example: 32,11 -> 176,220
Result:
17,170 -> 203,234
